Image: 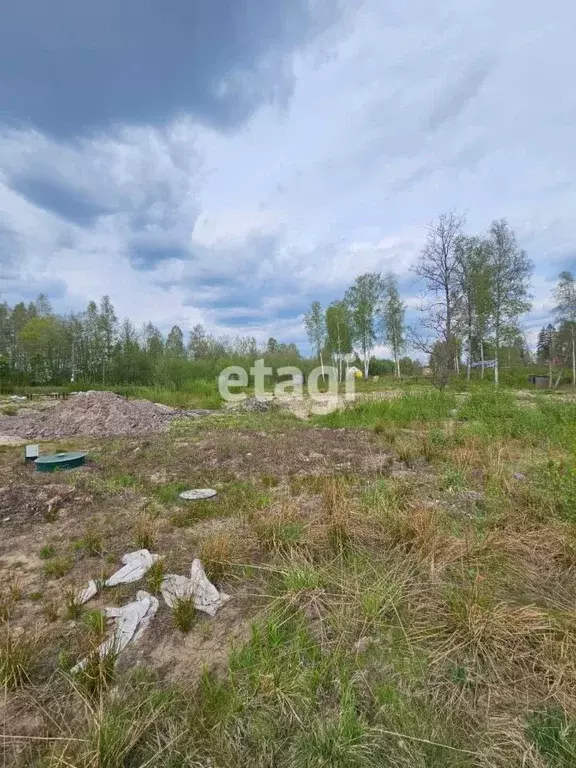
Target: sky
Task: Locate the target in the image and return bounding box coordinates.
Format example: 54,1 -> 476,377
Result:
1,0 -> 575,355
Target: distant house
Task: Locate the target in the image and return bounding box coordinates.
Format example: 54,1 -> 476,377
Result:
528,375 -> 550,388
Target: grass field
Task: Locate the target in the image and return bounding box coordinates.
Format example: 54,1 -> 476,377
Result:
2,386 -> 576,766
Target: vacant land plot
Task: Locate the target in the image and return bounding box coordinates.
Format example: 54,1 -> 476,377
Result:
2,387 -> 576,766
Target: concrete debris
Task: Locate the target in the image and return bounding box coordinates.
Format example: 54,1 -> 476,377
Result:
71,591 -> 159,673
0,390 -> 215,439
239,396 -> 271,413
161,559 -> 231,616
179,488 -> 217,501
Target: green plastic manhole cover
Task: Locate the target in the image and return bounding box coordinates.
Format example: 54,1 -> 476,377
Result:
35,451 -> 87,472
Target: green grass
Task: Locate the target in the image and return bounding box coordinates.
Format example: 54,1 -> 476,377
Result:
39,544 -> 57,560
43,556 -> 73,579
316,391 -> 457,429
169,480 -> 269,527
458,388 -> 576,448
0,628 -> 42,689
527,709 -> 576,767
9,382 -> 576,767
173,597 -> 196,632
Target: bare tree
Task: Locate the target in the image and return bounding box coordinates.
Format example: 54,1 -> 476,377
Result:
488,220 -> 533,386
414,211 -> 466,372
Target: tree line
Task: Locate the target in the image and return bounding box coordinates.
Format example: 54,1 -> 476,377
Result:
303,213 -> 576,386
1,212 -> 574,390
0,296 -> 302,388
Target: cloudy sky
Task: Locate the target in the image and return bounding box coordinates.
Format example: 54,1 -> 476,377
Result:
1,0 -> 575,353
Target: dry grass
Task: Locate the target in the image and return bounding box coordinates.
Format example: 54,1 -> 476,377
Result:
2,391 -> 576,765
197,533 -> 233,584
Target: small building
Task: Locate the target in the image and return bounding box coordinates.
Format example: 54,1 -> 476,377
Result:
528,375 -> 549,388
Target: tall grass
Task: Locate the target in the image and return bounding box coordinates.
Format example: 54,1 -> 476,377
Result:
459,388 -> 576,448
317,391 -> 457,429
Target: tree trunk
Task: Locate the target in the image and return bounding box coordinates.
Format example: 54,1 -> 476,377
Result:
320,350 -> 325,381
494,326 -> 499,386
363,349 -> 369,378
480,340 -> 485,379
337,325 -> 342,382
572,328 -> 576,387
555,367 -> 564,388
549,354 -> 553,389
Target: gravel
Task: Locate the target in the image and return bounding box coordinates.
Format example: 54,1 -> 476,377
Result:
0,391 -> 214,439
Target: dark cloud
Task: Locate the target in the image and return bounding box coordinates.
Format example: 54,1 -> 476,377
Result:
0,0 -> 338,137
427,60 -> 492,132
129,244 -> 192,270
11,177 -> 112,225
216,312 -> 266,328
0,276 -> 67,302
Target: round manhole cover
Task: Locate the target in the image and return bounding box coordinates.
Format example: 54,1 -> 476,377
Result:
35,451 -> 87,472
178,488 -> 217,501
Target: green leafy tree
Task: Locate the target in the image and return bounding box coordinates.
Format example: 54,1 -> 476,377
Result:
0,355 -> 9,393
487,219 -> 533,386
345,273 -> 382,377
380,272 -> 405,378
455,236 -> 493,379
165,325 -> 186,358
19,316 -> 66,382
554,271 -> 576,387
325,300 -> 353,380
143,323 -> 164,360
304,301 -> 327,378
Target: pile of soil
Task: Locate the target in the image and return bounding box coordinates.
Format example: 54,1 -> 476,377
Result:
0,391 -> 211,439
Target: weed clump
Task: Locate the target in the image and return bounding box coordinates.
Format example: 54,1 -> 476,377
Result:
0,628 -> 42,688
173,597 -> 196,633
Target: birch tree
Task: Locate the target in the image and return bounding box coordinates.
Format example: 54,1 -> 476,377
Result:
455,236 -> 493,380
325,300 -> 352,381
554,271 -> 576,388
414,211 -> 466,371
345,273 -> 382,377
380,273 -> 406,378
304,301 -> 327,378
488,219 -> 533,386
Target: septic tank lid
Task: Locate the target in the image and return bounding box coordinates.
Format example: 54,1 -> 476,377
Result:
178,488 -> 217,500
35,451 -> 87,472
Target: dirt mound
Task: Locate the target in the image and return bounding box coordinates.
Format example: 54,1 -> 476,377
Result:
0,391 -> 209,439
